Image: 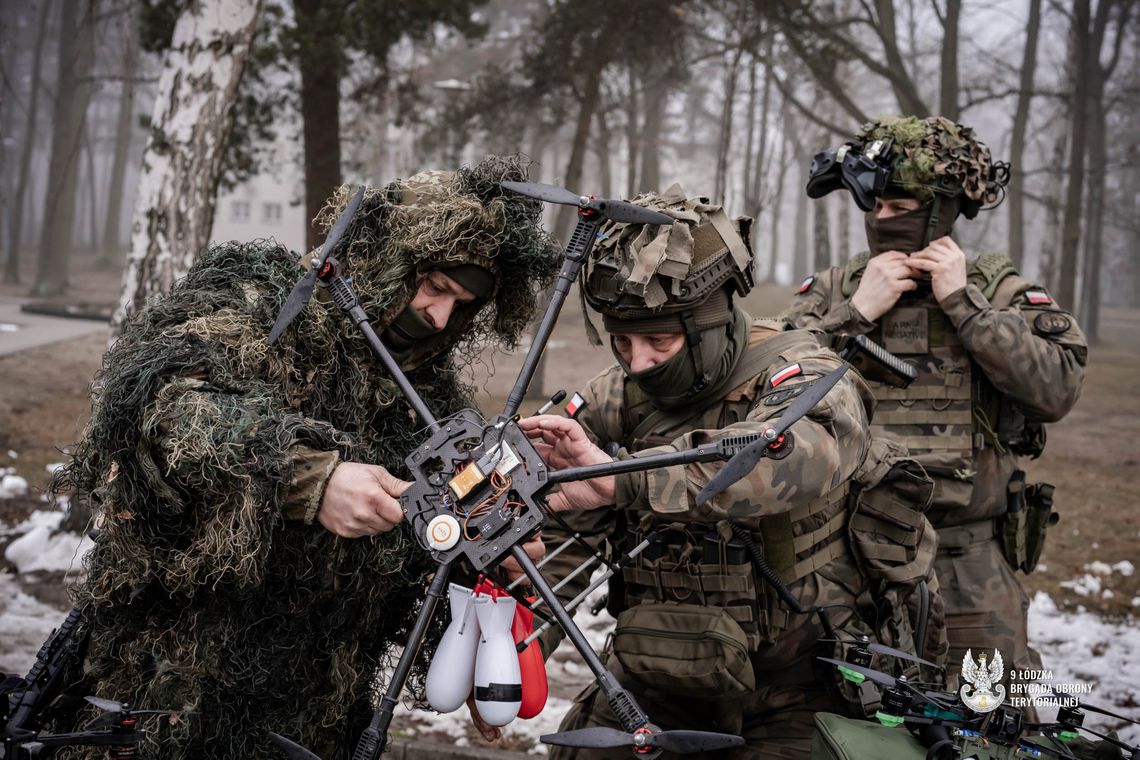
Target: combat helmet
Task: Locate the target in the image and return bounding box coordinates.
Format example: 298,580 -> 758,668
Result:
581,183 -> 755,405
807,116 -> 1009,216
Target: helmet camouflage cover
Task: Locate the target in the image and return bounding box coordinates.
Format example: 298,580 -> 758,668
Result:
581,182 -> 754,337
857,115 -> 1005,211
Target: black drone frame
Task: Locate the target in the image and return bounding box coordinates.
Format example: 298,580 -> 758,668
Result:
255,181 -> 855,760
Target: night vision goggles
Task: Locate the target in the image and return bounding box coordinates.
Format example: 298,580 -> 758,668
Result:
806,138 -> 898,212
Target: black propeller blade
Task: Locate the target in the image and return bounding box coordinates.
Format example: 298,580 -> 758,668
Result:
869,642 -> 937,668
81,696 -> 175,730
541,726 -> 744,753
818,657 -> 898,689
501,181 -> 674,226
268,185 -> 366,345
697,363 -> 851,504
269,732 -> 323,760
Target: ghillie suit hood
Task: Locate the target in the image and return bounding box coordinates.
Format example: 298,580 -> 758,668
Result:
313,155 -> 560,369
52,155 -> 558,759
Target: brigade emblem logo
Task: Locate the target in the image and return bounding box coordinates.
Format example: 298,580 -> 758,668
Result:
960,649 -> 1006,713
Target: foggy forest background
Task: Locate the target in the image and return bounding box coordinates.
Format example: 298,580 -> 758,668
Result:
0,0 -> 1136,343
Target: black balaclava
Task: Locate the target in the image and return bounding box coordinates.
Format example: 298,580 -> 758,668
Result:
610,304 -> 751,410
864,194 -> 961,256
382,263 -> 494,351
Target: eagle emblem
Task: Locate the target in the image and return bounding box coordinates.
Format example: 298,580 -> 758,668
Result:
959,649 -> 1006,713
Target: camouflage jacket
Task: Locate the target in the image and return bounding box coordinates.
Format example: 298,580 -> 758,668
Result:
782,252 -> 1087,528
540,320 -> 875,668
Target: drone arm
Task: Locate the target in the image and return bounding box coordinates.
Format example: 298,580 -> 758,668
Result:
323,268 -> 440,433
545,438 -> 751,485
503,216 -> 601,419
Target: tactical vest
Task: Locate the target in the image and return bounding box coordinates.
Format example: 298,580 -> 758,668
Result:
839,252 -> 1027,527
611,324 -> 853,649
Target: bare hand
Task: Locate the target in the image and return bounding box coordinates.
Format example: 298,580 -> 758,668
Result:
850,251 -> 919,322
466,696 -> 501,742
317,462 -> 409,537
907,236 -> 968,303
497,534 -> 546,582
518,415 -> 615,511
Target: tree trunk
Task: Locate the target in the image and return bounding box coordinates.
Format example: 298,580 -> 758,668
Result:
1038,128 -> 1069,291
751,47 -> 774,225
624,65 -> 640,198
32,0 -> 96,298
638,73 -> 668,194
765,133 -> 788,283
99,12 -> 139,268
112,0 -> 266,337
1056,0 -> 1090,312
1080,90 -> 1105,342
812,196 -> 831,272
4,0 -> 52,284
938,0 -> 961,119
554,53 -> 606,236
295,0 -> 343,253
714,48 -> 742,203
741,59 -> 757,211
595,107 -> 612,200
83,124 -> 100,251
1007,0 -> 1042,270
838,192 -> 850,260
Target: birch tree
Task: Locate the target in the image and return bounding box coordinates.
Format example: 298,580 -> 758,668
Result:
112,0 -> 265,337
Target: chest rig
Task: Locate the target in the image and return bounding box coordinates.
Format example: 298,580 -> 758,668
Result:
840,253 -> 1015,487
611,327 -> 852,649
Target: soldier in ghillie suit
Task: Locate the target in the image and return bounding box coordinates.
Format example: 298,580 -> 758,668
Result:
51,155 -> 560,759
785,116 -> 1088,712
515,186 -> 911,759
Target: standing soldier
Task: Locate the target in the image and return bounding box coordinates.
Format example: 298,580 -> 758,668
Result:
784,116 -> 1088,707
516,186 -> 924,759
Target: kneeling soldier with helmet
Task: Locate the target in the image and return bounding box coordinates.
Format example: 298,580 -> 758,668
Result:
519,185 -> 927,759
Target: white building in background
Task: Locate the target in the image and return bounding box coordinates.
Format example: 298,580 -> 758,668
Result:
210,172 -> 307,253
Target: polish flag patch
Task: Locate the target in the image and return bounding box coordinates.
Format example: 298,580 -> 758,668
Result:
565,392 -> 587,418
1024,290 -> 1052,305
797,275 -> 815,294
770,363 -> 802,388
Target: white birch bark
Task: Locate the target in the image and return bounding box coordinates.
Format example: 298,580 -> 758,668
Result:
112,0 -> 266,338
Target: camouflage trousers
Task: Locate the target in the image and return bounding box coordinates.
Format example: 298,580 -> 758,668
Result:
936,522 -> 1041,721
547,653 -> 859,760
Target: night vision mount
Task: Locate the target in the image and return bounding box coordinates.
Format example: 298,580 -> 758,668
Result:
265,182 -> 856,760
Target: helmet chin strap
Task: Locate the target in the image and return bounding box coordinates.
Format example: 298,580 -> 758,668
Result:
921,194 -> 944,249
679,309 -> 709,395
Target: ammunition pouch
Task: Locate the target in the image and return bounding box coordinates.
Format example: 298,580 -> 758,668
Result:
1000,473 -> 1057,574
612,601 -> 755,698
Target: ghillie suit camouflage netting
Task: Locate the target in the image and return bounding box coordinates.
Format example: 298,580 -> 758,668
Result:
52,155 -> 559,759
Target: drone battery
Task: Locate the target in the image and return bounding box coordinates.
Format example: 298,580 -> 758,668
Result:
476,507 -> 513,539
449,463 -> 488,502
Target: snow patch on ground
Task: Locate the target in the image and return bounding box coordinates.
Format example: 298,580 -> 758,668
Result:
0,473 -> 28,499
0,322 -> 20,333
3,510 -> 92,573
0,574 -> 67,674
1060,560 -> 1136,599
1029,591 -> 1140,744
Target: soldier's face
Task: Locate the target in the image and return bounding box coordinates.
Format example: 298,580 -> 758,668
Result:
409,270 -> 478,330
872,197 -> 923,219
611,333 -> 685,373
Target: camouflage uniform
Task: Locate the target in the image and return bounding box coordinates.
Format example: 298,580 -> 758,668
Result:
53,157 -> 559,759
784,117 -> 1088,706
539,187 -> 892,760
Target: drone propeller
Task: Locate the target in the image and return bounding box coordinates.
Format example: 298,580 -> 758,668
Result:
81,696 -> 178,730
541,726 -> 744,754
268,185 -> 366,345
1077,700 -> 1140,728
817,658 -> 955,713
819,638 -> 937,669
500,181 -> 674,225
697,363 -> 851,505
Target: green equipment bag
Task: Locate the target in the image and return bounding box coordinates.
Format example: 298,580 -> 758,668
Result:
612,601 -> 755,697
812,712 -> 927,760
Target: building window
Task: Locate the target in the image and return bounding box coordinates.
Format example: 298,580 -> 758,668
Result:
231,200 -> 250,222
262,202 -> 282,223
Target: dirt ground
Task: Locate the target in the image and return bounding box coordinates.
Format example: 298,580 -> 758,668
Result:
2,252 -> 1138,619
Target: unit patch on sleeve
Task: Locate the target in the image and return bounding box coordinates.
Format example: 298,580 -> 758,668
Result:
1024,290 -> 1052,305
1033,312 -> 1071,335
797,275 -> 815,294
769,363 -> 802,388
